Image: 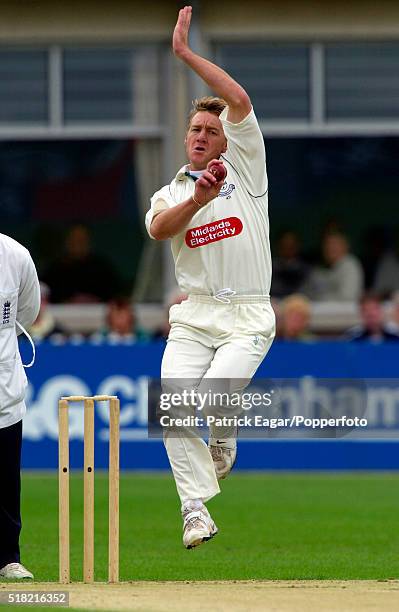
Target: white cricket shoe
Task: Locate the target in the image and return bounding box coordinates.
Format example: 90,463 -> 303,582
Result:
182,504 -> 218,549
0,562 -> 34,579
209,444 -> 237,480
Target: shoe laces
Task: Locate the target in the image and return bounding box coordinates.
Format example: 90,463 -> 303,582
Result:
183,510 -> 205,529
5,563 -> 22,570
188,516 -> 203,529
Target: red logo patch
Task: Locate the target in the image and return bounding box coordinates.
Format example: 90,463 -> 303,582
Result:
185,217 -> 243,249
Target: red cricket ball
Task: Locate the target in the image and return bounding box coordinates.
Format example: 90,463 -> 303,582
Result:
209,162 -> 227,182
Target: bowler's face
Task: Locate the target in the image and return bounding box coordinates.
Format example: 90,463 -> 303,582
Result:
185,111 -> 227,171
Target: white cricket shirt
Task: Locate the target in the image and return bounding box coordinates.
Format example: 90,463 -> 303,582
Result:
146,107 -> 272,297
0,233 -> 40,428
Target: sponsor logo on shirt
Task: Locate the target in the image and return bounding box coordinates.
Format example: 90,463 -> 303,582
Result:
185,217 -> 243,248
2,300 -> 11,325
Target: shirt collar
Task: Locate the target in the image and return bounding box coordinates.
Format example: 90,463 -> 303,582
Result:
175,164 -> 190,181
175,164 -> 204,182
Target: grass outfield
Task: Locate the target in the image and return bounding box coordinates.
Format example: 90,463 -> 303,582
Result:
18,472 -> 399,582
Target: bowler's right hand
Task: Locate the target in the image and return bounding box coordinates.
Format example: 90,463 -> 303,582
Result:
194,169 -> 224,207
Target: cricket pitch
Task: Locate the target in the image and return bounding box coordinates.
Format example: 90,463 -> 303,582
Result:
1,580 -> 399,611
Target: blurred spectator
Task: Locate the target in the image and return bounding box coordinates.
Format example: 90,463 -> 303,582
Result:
281,294 -> 314,341
271,230 -> 309,298
28,282 -> 66,341
43,224 -> 121,303
95,297 -> 150,343
322,218 -> 342,236
153,288 -> 188,340
387,291 -> 399,334
305,232 -> 364,301
361,226 -> 390,289
270,298 -> 283,339
372,249 -> 399,298
305,218 -> 343,265
347,293 -> 399,341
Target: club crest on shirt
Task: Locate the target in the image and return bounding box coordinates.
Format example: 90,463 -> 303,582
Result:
218,182 -> 236,198
2,300 -> 11,325
185,216 -> 243,248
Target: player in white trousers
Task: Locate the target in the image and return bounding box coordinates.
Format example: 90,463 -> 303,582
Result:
146,6 -> 275,548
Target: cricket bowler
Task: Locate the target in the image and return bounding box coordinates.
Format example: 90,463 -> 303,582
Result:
145,5 -> 275,548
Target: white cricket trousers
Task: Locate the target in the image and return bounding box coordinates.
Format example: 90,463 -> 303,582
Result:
161,295 -> 275,504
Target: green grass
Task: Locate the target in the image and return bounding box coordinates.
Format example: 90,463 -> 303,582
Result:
15,472 -> 399,581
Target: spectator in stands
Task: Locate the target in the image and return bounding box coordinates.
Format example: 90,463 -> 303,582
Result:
305,218 -> 343,266
28,282 -> 66,341
271,230 -> 309,298
305,232 -> 363,301
270,298 -> 283,339
153,288 -> 188,340
361,226 -> 390,289
43,224 -> 121,303
281,294 -> 314,341
387,291 -> 399,334
347,293 -> 399,341
372,248 -> 399,299
94,297 -> 150,343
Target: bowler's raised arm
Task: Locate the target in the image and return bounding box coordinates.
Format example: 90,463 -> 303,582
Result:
173,5 -> 251,124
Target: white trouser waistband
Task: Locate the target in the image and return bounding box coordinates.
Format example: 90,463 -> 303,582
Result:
188,294 -> 271,305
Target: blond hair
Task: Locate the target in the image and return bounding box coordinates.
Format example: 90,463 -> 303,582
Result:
187,96 -> 227,129
282,294 -> 311,318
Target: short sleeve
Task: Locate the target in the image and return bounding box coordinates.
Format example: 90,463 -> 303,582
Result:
145,185 -> 175,240
17,250 -> 40,332
220,106 -> 267,197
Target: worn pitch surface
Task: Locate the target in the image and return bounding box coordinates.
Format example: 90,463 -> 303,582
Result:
1,581 -> 399,611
